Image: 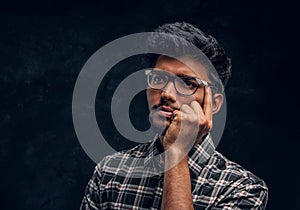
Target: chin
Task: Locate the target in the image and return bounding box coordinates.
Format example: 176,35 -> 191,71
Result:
149,112 -> 170,135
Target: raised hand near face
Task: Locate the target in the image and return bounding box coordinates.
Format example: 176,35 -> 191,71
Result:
162,86 -> 213,158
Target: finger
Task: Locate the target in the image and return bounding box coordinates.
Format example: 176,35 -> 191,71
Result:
179,103 -> 194,114
203,86 -> 213,122
172,109 -> 181,119
189,100 -> 202,117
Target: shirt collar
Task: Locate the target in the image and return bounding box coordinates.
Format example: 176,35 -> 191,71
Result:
144,133 -> 215,176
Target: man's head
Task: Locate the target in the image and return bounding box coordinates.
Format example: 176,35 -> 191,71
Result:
145,22 -> 232,133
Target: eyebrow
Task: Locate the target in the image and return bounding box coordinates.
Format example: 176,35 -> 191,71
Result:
153,69 -> 197,79
176,74 -> 197,79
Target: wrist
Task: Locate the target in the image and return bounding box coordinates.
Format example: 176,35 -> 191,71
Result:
164,147 -> 189,166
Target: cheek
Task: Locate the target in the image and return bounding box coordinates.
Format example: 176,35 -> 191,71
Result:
146,89 -> 161,108
176,91 -> 204,106
193,91 -> 205,106
176,96 -> 192,106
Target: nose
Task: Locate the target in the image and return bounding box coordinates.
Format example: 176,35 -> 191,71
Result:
161,81 -> 177,103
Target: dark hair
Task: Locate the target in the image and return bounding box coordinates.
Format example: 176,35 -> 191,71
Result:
146,22 -> 232,90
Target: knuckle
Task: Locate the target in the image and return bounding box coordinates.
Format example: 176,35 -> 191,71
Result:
181,104 -> 189,110
200,118 -> 207,126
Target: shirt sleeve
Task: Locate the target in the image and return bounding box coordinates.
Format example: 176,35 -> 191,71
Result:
80,164 -> 102,210
212,179 -> 268,210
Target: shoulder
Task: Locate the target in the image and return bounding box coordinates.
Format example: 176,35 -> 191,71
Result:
192,150 -> 268,208
206,151 -> 268,207
94,141 -> 153,173
210,151 -> 267,188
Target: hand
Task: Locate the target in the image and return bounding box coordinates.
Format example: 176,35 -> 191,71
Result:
162,86 -> 213,157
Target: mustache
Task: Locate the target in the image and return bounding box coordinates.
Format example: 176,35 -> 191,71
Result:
151,102 -> 179,111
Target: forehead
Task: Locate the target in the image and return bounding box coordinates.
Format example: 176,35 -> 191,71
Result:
154,55 -> 209,79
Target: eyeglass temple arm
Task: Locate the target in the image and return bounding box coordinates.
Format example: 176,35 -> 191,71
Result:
196,78 -> 208,86
145,69 -> 152,75
196,78 -> 221,91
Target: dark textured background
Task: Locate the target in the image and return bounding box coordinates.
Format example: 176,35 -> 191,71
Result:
0,0 -> 298,209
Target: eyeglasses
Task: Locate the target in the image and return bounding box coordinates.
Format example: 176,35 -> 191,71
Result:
145,69 -> 217,96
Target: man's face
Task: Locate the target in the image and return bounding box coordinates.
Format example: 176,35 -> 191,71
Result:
146,55 -> 213,133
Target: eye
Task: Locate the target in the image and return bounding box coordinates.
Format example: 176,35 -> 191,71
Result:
151,73 -> 166,84
182,78 -> 198,88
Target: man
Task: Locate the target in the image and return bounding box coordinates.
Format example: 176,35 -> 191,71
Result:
80,22 -> 268,209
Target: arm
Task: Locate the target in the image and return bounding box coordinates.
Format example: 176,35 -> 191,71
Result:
161,87 -> 213,210
161,154 -> 193,210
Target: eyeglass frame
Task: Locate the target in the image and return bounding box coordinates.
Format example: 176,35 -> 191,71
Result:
145,69 -> 218,96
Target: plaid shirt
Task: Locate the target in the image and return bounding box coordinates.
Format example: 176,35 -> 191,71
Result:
80,135 -> 268,209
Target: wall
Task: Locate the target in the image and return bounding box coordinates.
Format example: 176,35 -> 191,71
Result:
0,0 -> 297,209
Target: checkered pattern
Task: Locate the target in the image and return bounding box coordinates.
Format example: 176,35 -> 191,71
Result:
80,135 -> 268,209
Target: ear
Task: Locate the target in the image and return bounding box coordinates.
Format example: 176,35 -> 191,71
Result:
212,93 -> 224,114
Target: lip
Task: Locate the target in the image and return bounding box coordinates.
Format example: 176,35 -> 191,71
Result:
159,105 -> 174,112
156,106 -> 175,118
157,110 -> 173,118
